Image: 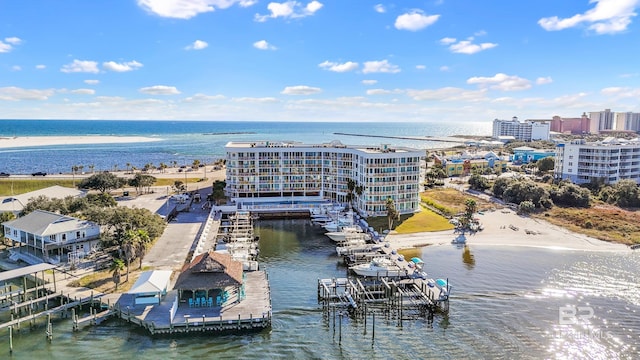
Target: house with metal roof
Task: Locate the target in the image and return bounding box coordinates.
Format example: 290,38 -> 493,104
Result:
0,185 -> 86,215
2,210 -> 100,265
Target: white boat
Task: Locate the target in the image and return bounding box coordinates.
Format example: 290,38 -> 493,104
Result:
325,226 -> 363,242
336,243 -> 382,256
350,257 -> 404,277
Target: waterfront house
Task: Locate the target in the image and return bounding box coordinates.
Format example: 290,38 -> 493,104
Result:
127,270 -> 173,305
1,210 -> 101,265
174,251 -> 244,308
0,185 -> 86,216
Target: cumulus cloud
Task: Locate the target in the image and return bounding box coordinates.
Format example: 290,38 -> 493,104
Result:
184,93 -> 226,101
232,97 -> 279,103
362,80 -> 378,85
415,65 -> 426,70
61,59 -> 100,73
253,40 -> 277,50
441,36 -> 497,54
538,0 -> 639,34
139,85 -> 181,95
255,1 -> 323,22
439,65 -> 450,71
0,37 -> 22,53
281,85 -> 322,95
318,60 -> 358,72
366,89 -> 399,95
84,79 -> 100,85
362,60 -> 400,74
11,65 -> 21,71
536,76 -> 553,85
467,73 -> 531,91
185,40 -> 208,50
137,0 -> 255,19
103,60 -> 143,72
71,89 -> 96,95
394,10 -> 440,31
374,4 -> 385,13
35,65 -> 46,70
405,87 -> 488,102
0,86 -> 56,101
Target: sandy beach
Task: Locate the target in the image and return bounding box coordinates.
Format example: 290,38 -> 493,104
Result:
0,135 -> 161,149
386,207 -> 629,252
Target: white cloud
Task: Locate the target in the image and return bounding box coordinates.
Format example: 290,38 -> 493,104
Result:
439,37 -> 457,45
139,85 -> 181,95
84,79 -> 100,85
538,0 -> 639,34
374,4 -> 385,13
415,65 -> 426,70
362,80 -> 378,85
61,59 -> 100,73
601,86 -> 640,98
281,85 -> 322,95
71,89 -> 96,95
255,1 -> 323,22
405,87 -> 488,102
318,60 -> 358,72
362,60 -> 400,74
232,97 -> 279,103
0,37 -> 22,53
366,88 -> 399,95
0,86 -> 55,101
184,93 -> 226,101
439,65 -> 450,72
467,73 -> 532,91
185,40 -> 209,50
103,60 -> 143,72
394,10 -> 440,31
442,36 -> 498,54
35,64 -> 46,70
11,65 -> 21,71
137,0 -> 254,19
253,40 -> 277,50
536,76 -> 553,85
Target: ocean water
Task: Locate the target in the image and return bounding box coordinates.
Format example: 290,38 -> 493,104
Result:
0,120 -> 491,174
1,220 -> 639,359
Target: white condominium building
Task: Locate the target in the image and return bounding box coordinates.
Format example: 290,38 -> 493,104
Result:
554,138 -> 640,185
492,117 -> 550,141
225,140 -> 423,217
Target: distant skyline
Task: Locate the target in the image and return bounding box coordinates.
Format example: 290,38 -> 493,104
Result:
1,0 -> 639,122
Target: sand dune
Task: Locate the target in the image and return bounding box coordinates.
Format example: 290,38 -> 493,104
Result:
0,135 -> 160,149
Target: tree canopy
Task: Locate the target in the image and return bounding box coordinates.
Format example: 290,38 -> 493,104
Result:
78,172 -> 125,193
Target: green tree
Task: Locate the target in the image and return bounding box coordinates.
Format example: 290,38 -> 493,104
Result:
492,177 -> 511,199
0,211 -> 16,237
129,173 -> 157,194
110,258 -> 125,291
386,197 -> 400,231
611,180 -> 640,207
192,159 -> 201,170
78,172 -> 125,193
537,157 -> 555,173
468,174 -> 490,191
549,182 -> 591,208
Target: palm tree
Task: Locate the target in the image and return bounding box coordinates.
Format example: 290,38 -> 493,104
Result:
72,165 -> 79,186
135,229 -> 150,270
126,162 -> 131,174
386,197 -> 399,231
89,164 -> 95,174
110,258 -> 125,291
122,231 -> 137,283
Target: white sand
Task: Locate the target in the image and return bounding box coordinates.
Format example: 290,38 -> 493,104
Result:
0,135 -> 160,148
386,208 -> 629,252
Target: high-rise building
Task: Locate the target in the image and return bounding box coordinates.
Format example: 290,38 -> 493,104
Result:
492,116 -> 550,141
225,140 -> 423,216
554,138 -> 640,184
550,113 -> 590,134
589,109 -> 616,133
616,112 -> 640,132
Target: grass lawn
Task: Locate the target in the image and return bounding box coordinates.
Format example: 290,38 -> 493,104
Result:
68,266 -> 150,293
0,179 -> 76,196
394,205 -> 454,234
421,188 -> 495,215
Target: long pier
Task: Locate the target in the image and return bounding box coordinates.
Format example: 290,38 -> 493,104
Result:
334,132 -> 471,144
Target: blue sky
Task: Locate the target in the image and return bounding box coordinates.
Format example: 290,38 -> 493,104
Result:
0,0 -> 639,122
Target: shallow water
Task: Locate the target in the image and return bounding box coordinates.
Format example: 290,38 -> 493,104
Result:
1,219 -> 639,359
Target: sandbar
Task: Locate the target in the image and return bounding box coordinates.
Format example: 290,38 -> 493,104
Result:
0,135 -> 161,149
386,208 -> 629,252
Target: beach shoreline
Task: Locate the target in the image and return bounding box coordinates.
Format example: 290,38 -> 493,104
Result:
386,207 -> 629,252
0,135 -> 161,149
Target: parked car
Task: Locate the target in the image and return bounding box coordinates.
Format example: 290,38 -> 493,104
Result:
0,172 -> 9,177
31,171 -> 47,176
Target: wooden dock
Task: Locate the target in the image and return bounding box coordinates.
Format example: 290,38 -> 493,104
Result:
112,271 -> 271,334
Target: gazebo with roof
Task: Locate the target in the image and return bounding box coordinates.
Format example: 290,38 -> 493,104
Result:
174,251 -> 244,308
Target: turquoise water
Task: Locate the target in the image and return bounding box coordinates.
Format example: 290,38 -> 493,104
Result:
1,219 -> 639,359
0,120 -> 491,174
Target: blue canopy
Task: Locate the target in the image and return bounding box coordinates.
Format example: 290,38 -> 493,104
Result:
411,257 -> 424,264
